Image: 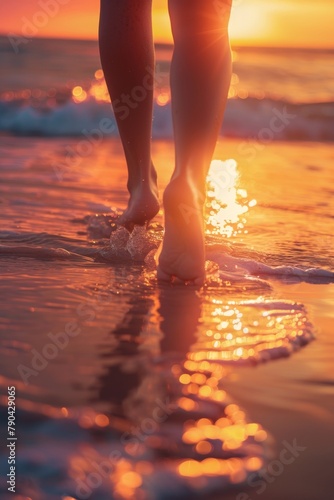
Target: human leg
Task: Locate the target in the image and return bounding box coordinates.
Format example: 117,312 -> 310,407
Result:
99,0 -> 159,227
158,0 -> 232,283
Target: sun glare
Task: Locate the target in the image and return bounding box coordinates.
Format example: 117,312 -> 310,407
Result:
2,0 -> 334,47
229,4 -> 270,45
205,160 -> 257,238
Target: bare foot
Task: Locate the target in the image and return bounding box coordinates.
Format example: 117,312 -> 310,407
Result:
117,168 -> 160,229
158,176 -> 206,285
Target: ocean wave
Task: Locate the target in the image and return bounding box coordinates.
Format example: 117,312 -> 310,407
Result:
1,95 -> 333,141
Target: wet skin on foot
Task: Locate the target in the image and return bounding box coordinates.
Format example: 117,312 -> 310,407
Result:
158,176 -> 206,286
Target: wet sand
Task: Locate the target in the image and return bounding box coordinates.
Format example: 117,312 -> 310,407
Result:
219,281 -> 334,500
0,136 -> 333,499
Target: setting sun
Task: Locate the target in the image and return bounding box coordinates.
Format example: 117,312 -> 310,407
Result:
228,3 -> 271,45
153,0 -> 334,48
1,0 -> 334,48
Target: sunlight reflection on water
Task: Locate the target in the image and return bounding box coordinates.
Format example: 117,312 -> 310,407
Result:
206,159 -> 257,238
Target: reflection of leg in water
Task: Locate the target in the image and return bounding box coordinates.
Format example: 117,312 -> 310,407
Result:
94,293 -> 155,417
86,281 -> 273,498
159,287 -> 202,355
119,288 -> 204,429
83,278 -> 315,497
94,284 -> 203,425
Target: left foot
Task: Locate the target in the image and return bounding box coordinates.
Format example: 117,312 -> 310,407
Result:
117,169 -> 160,229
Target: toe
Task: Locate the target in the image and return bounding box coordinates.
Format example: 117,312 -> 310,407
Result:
157,266 -> 205,287
193,275 -> 205,287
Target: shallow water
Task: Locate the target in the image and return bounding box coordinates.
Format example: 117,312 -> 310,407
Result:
0,136 -> 333,499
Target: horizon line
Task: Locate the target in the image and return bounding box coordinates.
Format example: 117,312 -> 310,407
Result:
1,33 -> 334,52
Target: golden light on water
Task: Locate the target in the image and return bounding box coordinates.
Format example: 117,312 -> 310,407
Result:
95,413 -> 110,427
94,69 -> 104,80
169,325 -> 269,487
112,460 -> 144,499
196,441 -> 213,454
154,295 -> 314,491
156,91 -> 170,106
120,471 -> 143,488
64,299 -> 292,499
246,457 -> 264,471
185,299 -> 312,365
178,460 -> 202,477
61,406 -> 69,417
206,159 -> 257,238
178,456 -> 253,479
255,430 -> 268,442
178,397 -> 197,411
71,73 -> 110,104
65,333 -> 270,497
1,61 -> 255,115
72,85 -> 87,103
70,69 -> 171,106
179,373 -> 191,384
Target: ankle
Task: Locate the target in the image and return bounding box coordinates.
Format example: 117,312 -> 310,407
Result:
127,165 -> 158,196
167,174 -> 206,206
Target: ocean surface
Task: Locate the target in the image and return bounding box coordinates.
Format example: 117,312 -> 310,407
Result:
1,37 -> 334,141
0,37 -> 334,500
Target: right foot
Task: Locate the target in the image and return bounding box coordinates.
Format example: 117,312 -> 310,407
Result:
158,176 -> 206,285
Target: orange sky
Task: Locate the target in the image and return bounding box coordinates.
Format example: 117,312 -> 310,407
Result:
1,0 -> 334,48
